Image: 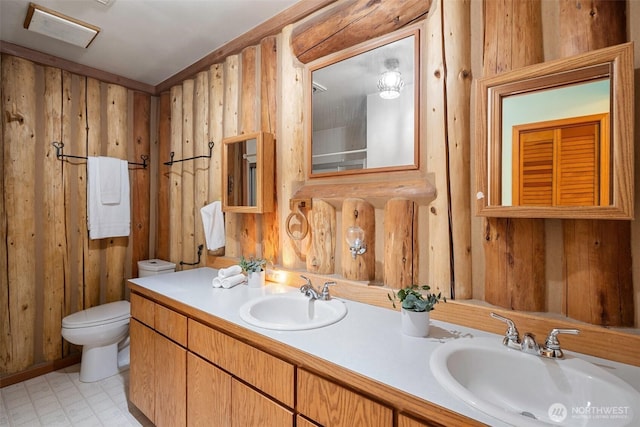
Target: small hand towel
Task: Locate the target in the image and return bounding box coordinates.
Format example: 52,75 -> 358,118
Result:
200,201 -> 225,251
98,156 -> 121,204
87,156 -> 131,239
212,273 -> 246,289
218,265 -> 242,278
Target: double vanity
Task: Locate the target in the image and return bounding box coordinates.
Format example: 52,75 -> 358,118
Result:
128,268 -> 640,426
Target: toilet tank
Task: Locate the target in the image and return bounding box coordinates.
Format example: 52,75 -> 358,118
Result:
138,259 -> 176,277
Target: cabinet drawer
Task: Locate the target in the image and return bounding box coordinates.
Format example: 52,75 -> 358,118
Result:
155,303 -> 187,346
188,319 -> 295,407
297,369 -> 393,427
131,293 -> 155,328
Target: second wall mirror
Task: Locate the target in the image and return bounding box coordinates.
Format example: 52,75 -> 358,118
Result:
307,25 -> 420,178
475,42 -> 634,219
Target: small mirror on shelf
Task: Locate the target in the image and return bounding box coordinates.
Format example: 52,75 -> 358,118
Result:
475,42 -> 634,219
307,25 -> 420,178
222,131 -> 275,213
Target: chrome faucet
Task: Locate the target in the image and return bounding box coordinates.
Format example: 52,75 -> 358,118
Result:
490,312 -> 579,359
299,276 -> 335,301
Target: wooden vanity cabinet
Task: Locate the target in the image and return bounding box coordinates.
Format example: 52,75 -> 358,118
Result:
297,369 -> 393,427
129,293 -> 187,427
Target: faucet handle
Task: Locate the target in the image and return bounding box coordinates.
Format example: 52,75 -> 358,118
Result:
320,281 -> 336,300
544,328 -> 580,350
490,312 -> 520,345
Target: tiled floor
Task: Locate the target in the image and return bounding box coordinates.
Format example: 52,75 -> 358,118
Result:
0,365 -> 152,427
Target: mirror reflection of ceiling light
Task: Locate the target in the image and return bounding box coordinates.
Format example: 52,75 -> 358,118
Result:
377,58 -> 404,100
24,3 -> 100,48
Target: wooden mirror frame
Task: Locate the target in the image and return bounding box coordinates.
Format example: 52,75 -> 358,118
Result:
306,25 -> 421,179
475,42 -> 634,219
222,131 -> 275,213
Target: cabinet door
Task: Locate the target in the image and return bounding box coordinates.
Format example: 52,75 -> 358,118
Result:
297,369 -> 392,427
398,414 -> 440,427
187,353 -> 232,427
231,379 -> 293,427
129,319 -> 155,423
154,334 -> 187,427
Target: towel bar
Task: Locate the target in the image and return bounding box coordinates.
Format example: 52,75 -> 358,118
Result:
53,142 -> 148,169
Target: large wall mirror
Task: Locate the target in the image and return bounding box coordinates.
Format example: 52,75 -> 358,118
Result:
475,42 -> 634,219
307,26 -> 420,178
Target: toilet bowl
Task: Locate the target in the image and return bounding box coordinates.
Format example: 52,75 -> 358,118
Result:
61,300 -> 131,383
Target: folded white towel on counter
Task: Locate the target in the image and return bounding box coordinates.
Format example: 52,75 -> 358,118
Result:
200,201 -> 225,251
218,265 -> 242,278
87,156 -> 130,239
212,273 -> 246,289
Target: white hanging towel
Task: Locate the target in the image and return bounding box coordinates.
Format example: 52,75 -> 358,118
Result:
87,156 -> 131,239
200,201 -> 225,251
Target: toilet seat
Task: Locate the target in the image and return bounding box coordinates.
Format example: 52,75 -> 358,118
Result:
62,300 -> 130,329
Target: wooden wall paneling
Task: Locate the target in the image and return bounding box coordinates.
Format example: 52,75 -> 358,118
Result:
207,64 -> 224,208
0,57 -> 9,374
279,26 -> 307,269
260,36 -> 280,263
425,0 -> 452,298
181,79 -> 196,269
194,71 -> 209,266
104,85 -> 129,302
290,0 -> 432,64
131,92 -> 151,277
84,78 -> 102,307
223,55 -> 240,257
306,199 -> 336,274
2,55 -> 37,372
383,198 -> 417,289
482,0 -> 546,312
442,0 -> 472,299
170,85 -> 184,268
156,92 -> 172,261
41,66 -> 65,361
341,199 -> 375,281
239,46 -> 259,257
558,0 -> 633,327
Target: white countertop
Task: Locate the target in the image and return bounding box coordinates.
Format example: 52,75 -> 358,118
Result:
129,267 -> 640,427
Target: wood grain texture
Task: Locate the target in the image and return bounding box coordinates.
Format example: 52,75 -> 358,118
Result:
261,36 -> 280,263
181,79 -> 196,269
306,199 -> 336,274
187,353 -> 232,427
129,319 -> 155,422
188,319 -> 295,407
558,0 -> 633,327
297,369 -> 393,427
2,55 -> 37,373
223,55 -> 240,257
156,92 -> 172,261
104,84 -> 129,302
154,303 -> 188,346
481,0 -> 546,312
41,66 -> 66,361
131,92 -> 151,277
169,85 -> 184,268
383,198 -> 417,289
291,0 -> 431,64
154,334 -> 187,427
193,71 -> 209,265
442,0 -> 472,299
207,63 -> 224,207
341,199 -> 375,281
232,380 -> 294,427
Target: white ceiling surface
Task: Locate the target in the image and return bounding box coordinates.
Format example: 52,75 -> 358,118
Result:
0,0 -> 300,85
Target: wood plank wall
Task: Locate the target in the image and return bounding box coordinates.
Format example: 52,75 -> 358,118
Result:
1,54 -> 151,376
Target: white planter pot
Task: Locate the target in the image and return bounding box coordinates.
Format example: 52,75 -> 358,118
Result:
247,270 -> 265,288
401,309 -> 430,337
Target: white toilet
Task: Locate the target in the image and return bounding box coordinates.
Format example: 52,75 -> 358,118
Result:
61,258 -> 176,382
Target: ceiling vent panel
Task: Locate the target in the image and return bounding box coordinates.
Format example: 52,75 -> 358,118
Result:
24,3 -> 100,48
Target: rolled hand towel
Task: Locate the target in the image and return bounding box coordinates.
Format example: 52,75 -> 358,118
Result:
218,265 -> 242,278
212,277 -> 223,288
220,274 -> 246,289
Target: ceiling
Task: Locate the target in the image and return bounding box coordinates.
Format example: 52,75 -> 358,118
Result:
0,0 -> 301,87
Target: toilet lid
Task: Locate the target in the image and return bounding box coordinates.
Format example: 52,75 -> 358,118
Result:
62,300 -> 131,329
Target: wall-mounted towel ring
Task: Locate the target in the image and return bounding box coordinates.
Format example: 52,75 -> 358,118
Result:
286,198 -> 311,241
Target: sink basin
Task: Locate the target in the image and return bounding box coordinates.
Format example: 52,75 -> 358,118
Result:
239,293 -> 347,331
430,337 -> 640,426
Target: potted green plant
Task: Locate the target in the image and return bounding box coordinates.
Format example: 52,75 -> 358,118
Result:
239,256 -> 267,288
388,285 -> 446,337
